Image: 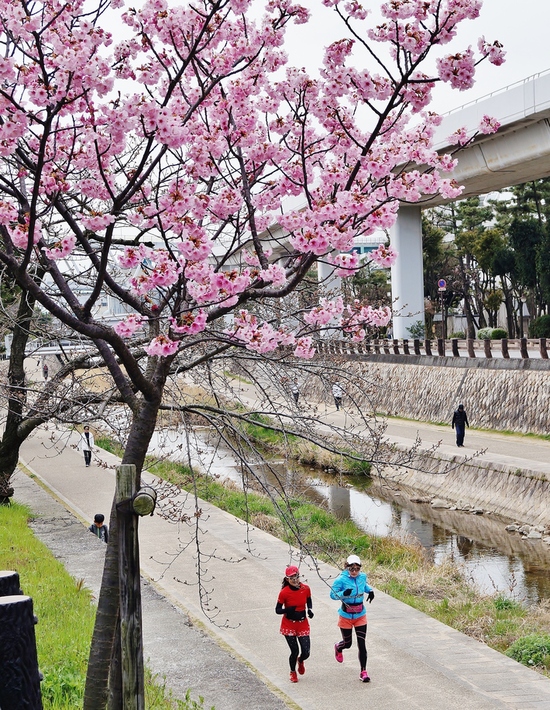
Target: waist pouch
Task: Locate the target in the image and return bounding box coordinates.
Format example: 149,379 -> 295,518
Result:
342,602 -> 364,614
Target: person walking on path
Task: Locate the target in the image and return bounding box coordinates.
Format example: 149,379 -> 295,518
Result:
79,425 -> 95,467
330,554 -> 375,683
42,363 -> 49,381
291,379 -> 300,405
451,404 -> 469,447
332,382 -> 343,410
88,513 -> 108,543
275,565 -> 314,683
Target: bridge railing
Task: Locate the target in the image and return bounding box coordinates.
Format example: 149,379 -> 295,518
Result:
317,337 -> 548,360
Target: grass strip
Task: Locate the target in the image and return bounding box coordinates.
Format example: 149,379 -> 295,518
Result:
0,501 -> 208,708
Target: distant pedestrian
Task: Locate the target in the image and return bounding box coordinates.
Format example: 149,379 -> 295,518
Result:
79,425 -> 95,467
451,404 -> 469,447
88,513 -> 108,543
332,382 -> 343,410
275,565 -> 314,683
330,554 -> 375,683
42,363 -> 49,381
291,379 -> 300,405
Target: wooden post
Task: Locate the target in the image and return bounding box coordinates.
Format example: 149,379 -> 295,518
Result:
520,337 -> 529,359
0,570 -> 21,596
0,595 -> 43,709
116,464 -> 145,710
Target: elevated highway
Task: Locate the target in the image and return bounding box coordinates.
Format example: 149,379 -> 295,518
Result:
392,69 -> 550,338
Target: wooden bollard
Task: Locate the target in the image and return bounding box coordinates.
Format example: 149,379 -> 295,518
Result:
0,595 -> 43,709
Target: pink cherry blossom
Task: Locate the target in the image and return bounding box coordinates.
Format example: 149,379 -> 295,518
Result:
115,314 -> 144,338
0,0 -> 504,376
294,337 -> 315,359
170,309 -> 207,335
328,252 -> 360,278
43,234 -> 77,260
479,115 -> 500,135
370,244 -> 398,268
145,335 -> 180,357
477,37 -> 506,66
304,296 -> 345,326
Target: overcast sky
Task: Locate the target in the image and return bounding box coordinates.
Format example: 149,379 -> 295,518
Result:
283,0 -> 550,115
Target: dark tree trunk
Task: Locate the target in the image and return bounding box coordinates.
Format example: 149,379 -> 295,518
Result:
84,397 -> 163,710
0,286 -> 39,504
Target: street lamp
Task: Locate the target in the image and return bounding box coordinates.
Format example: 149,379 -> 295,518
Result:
520,295 -> 527,340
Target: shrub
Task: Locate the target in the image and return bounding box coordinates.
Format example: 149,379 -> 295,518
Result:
506,634 -> 550,668
406,320 -> 425,339
529,314 -> 550,338
477,327 -> 507,340
449,331 -> 465,339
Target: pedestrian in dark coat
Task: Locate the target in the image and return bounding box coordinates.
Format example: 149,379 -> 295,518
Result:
452,404 -> 469,447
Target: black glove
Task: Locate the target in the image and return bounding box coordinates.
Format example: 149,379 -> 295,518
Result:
285,606 -> 306,621
343,588 -> 353,597
367,591 -> 375,603
307,609 -> 314,619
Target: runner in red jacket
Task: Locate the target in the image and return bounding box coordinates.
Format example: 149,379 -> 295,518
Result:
275,565 -> 314,683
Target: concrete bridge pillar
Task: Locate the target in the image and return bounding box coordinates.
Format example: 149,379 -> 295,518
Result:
318,259 -> 342,337
390,206 -> 424,340
318,259 -> 342,294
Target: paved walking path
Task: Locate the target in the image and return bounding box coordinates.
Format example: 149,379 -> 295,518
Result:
15,422 -> 550,710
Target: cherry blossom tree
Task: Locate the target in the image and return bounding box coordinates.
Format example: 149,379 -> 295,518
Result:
0,0 -> 504,705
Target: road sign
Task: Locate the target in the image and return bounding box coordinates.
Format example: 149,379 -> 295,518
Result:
438,278 -> 447,291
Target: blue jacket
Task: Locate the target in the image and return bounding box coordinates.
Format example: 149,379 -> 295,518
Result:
330,570 -> 372,618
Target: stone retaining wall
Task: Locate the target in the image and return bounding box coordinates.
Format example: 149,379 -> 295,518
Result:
310,354 -> 550,527
336,356 -> 550,434
380,447 -> 550,528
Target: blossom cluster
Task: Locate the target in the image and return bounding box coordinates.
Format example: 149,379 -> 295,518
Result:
0,0 -> 504,360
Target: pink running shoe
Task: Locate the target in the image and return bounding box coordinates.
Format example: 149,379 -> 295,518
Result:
360,670 -> 370,683
334,643 -> 343,663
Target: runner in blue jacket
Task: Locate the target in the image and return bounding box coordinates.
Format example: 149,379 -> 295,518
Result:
330,554 -> 375,682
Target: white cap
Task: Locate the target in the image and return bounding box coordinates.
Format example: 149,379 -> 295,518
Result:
346,555 -> 361,566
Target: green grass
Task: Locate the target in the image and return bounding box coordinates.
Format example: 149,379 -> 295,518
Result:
0,503 -> 95,706
228,412 -> 372,475
0,502 -> 207,709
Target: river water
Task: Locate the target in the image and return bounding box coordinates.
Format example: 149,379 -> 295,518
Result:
147,427 -> 550,605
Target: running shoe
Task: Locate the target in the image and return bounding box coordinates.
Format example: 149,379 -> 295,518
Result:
360,670 -> 370,682
334,643 -> 343,663
297,659 -> 305,675
290,671 -> 298,683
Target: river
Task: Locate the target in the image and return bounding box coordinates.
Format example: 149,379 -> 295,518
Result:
147,427 -> 550,605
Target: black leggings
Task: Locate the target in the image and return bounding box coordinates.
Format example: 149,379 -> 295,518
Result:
284,635 -> 311,671
335,625 -> 367,670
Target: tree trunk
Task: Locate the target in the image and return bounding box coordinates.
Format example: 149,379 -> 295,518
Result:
0,285 -> 39,504
83,398 -> 162,710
